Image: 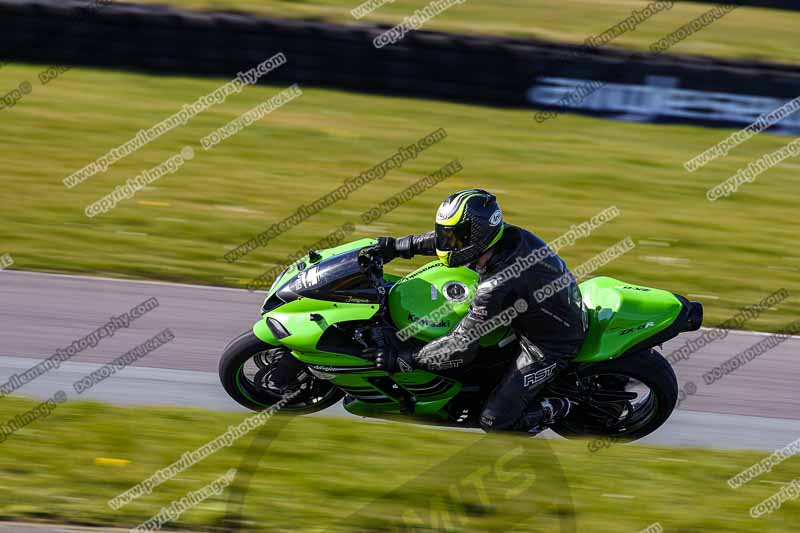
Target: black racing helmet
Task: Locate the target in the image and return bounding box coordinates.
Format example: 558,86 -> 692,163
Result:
435,189 -> 504,267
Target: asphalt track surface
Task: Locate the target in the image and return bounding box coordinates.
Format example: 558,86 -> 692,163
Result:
1,270 -> 799,451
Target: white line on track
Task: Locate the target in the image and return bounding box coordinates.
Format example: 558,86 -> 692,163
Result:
0,356 -> 219,385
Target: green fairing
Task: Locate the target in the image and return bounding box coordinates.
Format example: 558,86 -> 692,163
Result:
253,237 -> 379,350
574,277 -> 682,363
250,241 -> 686,420
329,369 -> 462,418
272,297 -> 380,357
252,319 -> 279,346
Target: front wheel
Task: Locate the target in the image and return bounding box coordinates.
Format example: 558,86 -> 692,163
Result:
548,349 -> 678,442
219,331 -> 344,413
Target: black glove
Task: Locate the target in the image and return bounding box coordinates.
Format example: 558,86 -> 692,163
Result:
367,237 -> 398,263
370,346 -> 416,373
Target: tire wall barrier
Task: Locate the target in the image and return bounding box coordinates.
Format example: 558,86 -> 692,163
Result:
1,0 -> 800,132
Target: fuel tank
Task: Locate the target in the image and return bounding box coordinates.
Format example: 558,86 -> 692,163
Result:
387,261 -> 509,346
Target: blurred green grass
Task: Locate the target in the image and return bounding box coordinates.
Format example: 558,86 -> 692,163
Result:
0,396 -> 798,532
132,0 -> 800,64
0,63 -> 798,332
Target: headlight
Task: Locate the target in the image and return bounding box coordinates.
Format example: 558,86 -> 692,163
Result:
267,317 -> 291,339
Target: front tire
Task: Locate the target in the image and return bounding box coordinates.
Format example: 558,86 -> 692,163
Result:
549,349 -> 678,442
219,331 -> 344,413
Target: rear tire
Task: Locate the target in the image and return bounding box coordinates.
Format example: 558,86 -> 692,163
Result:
219,331 -> 344,413
550,349 -> 677,441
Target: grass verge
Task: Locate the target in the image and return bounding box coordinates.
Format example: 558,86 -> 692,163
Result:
0,396 -> 797,532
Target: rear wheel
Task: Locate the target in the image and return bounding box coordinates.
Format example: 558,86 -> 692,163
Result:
219,331 -> 344,413
548,349 -> 677,441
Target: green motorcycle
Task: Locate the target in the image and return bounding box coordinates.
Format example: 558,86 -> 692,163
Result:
220,239 -> 703,440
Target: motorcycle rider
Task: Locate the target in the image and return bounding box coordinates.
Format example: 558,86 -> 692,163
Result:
367,189 -> 588,433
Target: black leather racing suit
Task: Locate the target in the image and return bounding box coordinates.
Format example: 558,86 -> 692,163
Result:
394,224 -> 588,431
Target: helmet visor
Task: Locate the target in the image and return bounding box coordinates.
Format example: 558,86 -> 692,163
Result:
435,221 -> 471,252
